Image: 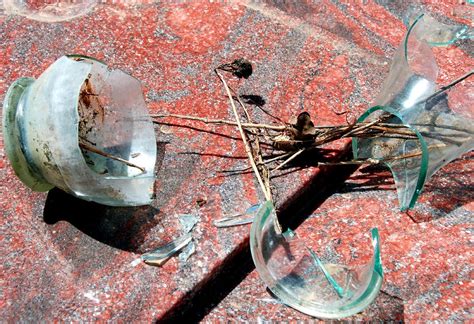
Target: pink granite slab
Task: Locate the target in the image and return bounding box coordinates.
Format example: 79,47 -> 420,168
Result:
1,1 -> 472,321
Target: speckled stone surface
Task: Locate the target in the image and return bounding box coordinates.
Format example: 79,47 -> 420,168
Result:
204,1 -> 474,322
205,154 -> 473,322
1,1 -> 472,322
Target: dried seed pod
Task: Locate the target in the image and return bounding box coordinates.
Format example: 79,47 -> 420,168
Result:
218,58 -> 253,79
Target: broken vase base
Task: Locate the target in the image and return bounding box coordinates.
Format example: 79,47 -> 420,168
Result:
249,202 -> 383,319
2,55 -> 157,206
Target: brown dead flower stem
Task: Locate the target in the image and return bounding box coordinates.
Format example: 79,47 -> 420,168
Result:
150,113 -> 286,131
150,62 -> 472,232
79,141 -> 146,173
215,70 -> 272,202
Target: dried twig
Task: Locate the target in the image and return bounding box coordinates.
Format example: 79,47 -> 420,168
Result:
215,70 -> 272,201
150,113 -> 428,145
79,141 -> 146,173
421,69 -> 474,104
272,149 -> 305,172
233,85 -> 273,202
151,113 -> 286,131
263,152 -> 295,164
320,143 -> 447,166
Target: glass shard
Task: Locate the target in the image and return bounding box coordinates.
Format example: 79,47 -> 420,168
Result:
249,202 -> 383,318
353,14 -> 474,210
404,8 -> 473,46
178,240 -> 196,263
141,233 -> 192,266
179,214 -> 199,233
213,203 -> 262,228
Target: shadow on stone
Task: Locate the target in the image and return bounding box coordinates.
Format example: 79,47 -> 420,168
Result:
407,154 -> 474,223
340,164 -> 395,193
43,188 -> 160,253
240,94 -> 266,106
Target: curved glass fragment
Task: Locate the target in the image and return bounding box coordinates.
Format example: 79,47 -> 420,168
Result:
404,8 -> 473,45
3,0 -> 96,22
141,233 -> 193,266
353,14 -> 474,210
250,202 -> 383,319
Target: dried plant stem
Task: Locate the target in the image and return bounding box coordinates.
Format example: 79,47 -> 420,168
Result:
318,159 -> 379,166
320,143 -> 447,166
232,86 -> 273,202
342,119 -> 378,138
151,113 -> 286,131
272,148 -> 305,172
215,70 -> 272,202
355,133 -> 418,140
264,152 -> 294,164
217,152 -> 296,174
152,113 -> 426,153
421,69 -> 474,104
151,113 -> 424,140
79,141 -> 146,173
384,143 -> 446,162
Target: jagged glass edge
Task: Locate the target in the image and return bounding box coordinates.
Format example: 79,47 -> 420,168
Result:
352,105 -> 429,211
403,13 -> 423,61
352,12 -> 465,211
403,11 -> 473,46
250,201 -> 384,318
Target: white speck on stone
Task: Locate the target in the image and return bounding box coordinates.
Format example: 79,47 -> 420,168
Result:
84,291 -> 100,303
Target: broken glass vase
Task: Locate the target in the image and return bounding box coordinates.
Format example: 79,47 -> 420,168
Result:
250,202 -> 383,318
353,13 -> 474,210
3,55 -> 157,206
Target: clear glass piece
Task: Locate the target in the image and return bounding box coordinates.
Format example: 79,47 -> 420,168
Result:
353,14 -> 474,211
141,233 -> 193,266
3,0 -> 96,22
179,214 -> 199,233
178,240 -> 196,263
404,8 -> 473,45
250,202 -> 383,319
213,203 -> 262,228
